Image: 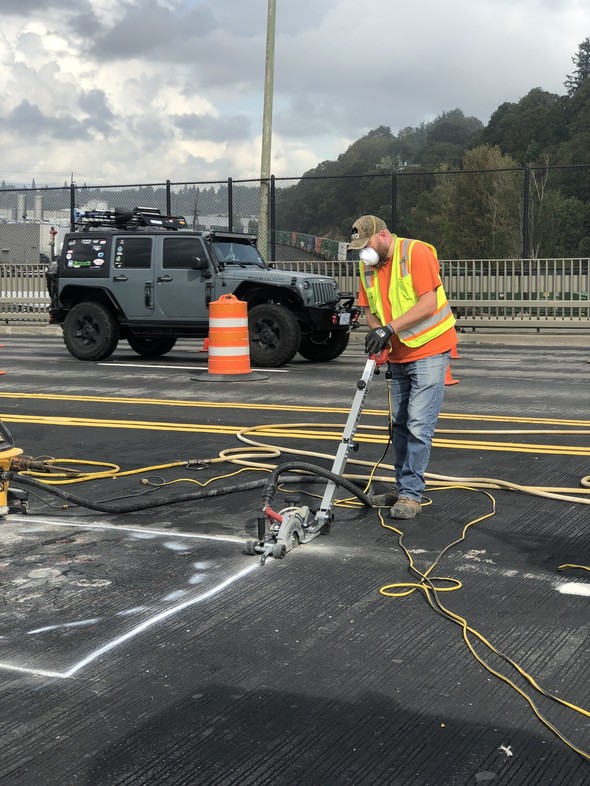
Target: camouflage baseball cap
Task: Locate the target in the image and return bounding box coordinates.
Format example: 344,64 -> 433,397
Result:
348,215 -> 387,249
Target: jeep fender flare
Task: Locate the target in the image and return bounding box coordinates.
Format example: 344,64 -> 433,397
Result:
232,283 -> 303,316
59,284 -> 125,319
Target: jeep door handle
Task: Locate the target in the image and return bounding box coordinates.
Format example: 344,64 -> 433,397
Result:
112,274 -> 128,282
157,275 -> 173,283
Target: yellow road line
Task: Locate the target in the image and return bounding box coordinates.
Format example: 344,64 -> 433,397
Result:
1,391 -> 590,427
0,391 -> 355,415
2,413 -> 590,456
0,414 -> 240,434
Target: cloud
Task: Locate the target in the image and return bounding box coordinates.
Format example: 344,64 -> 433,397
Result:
1,99 -> 96,141
0,0 -> 588,186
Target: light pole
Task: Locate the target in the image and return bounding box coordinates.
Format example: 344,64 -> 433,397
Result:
258,0 -> 276,261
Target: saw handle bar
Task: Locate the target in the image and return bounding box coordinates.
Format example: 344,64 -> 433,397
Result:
369,348 -> 390,366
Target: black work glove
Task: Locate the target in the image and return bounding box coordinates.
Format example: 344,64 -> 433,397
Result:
365,324 -> 395,355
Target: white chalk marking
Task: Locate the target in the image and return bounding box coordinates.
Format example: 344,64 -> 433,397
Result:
62,562 -> 259,677
162,540 -> 192,551
0,562 -> 260,679
26,625 -> 59,635
11,516 -> 246,544
2,516 -> 255,677
162,589 -> 189,601
0,664 -> 65,678
27,618 -> 101,635
556,582 -> 590,597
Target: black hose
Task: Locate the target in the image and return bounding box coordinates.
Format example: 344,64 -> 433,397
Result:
8,472 -> 319,515
261,461 -> 373,510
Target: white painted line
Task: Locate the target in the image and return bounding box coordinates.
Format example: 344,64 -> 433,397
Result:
99,362 -> 289,373
0,562 -> 261,679
11,516 -> 247,544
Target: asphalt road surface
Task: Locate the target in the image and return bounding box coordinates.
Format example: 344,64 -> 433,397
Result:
0,331 -> 589,785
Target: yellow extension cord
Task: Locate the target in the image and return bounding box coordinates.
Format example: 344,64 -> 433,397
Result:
12,410 -> 590,760
376,496 -> 590,762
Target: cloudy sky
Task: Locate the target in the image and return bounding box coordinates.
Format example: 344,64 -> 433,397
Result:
0,0 -> 588,187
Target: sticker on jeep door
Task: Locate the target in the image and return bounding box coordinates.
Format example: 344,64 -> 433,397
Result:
64,237 -> 109,273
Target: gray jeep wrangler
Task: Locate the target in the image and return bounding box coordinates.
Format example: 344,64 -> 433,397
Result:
46,207 -> 359,368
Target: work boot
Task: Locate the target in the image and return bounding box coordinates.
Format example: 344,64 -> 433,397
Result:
390,497 -> 422,520
371,486 -> 399,507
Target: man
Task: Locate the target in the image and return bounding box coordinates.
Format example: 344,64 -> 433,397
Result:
349,215 -> 457,520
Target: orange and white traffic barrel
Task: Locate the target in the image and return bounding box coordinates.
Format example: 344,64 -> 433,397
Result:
192,294 -> 268,382
207,294 -> 251,375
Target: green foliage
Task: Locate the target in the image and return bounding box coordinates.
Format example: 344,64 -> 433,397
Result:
425,109 -> 483,147
533,193 -> 590,256
409,146 -> 522,259
478,88 -> 560,163
275,111 -> 483,240
564,37 -> 590,96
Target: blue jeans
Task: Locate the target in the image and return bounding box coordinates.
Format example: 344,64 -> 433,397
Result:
388,351 -> 450,502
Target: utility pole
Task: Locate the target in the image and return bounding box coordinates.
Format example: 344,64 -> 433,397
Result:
258,0 -> 276,261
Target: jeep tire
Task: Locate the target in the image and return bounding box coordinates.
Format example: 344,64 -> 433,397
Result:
298,330 -> 350,362
127,335 -> 177,358
248,303 -> 301,367
63,302 -> 119,361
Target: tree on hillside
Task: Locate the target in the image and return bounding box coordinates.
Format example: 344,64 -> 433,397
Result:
549,79 -> 590,207
479,88 -> 559,163
276,127 -> 400,236
409,146 -> 522,258
391,123 -> 428,165
425,109 -> 482,148
564,37 -> 590,95
527,161 -> 590,257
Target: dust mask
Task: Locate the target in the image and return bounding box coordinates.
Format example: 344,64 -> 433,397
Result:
359,247 -> 380,266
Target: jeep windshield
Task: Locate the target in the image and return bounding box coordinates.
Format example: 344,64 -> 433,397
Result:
211,241 -> 266,268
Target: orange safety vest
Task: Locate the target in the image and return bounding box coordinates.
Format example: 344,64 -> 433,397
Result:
360,237 -> 455,347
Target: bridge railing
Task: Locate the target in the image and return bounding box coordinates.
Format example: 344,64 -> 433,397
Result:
273,257 -> 590,329
0,262 -> 52,322
2,259 -> 589,329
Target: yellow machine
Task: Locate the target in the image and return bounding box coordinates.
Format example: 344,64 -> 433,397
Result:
0,422 -> 23,517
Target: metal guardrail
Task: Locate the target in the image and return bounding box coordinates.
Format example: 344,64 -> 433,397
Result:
0,263 -> 51,323
274,258 -> 590,329
2,259 -> 590,329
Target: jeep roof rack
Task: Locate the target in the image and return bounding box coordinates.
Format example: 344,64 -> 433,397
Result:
72,206 -> 188,232
204,231 -> 258,244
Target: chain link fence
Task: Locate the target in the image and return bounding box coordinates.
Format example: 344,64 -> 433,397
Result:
1,164 -> 590,262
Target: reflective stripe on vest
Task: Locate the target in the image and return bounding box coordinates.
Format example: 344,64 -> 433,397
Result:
360,264 -> 382,316
359,237 -> 455,348
400,238 -> 412,277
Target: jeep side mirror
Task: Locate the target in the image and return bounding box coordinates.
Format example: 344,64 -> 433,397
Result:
192,257 -> 212,278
